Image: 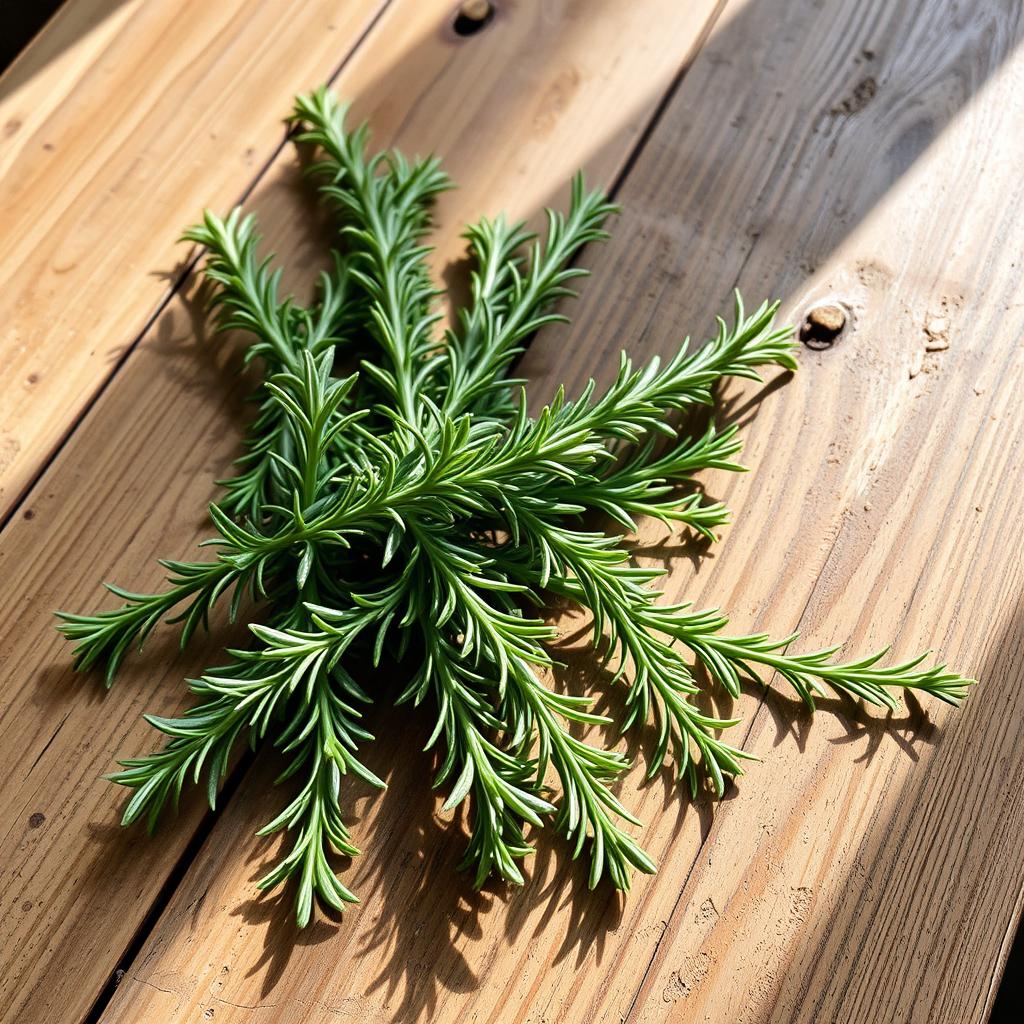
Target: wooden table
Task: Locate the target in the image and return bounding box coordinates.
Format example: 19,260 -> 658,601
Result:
2,1 -> 1022,1021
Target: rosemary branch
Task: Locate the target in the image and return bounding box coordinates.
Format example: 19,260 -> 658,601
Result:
58,85 -> 973,925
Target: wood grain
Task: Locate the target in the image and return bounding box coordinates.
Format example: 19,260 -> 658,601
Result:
0,0 -> 393,520
94,0 -> 1024,1022
0,1 -> 723,1022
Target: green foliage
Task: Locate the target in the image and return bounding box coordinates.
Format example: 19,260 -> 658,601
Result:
57,86 -> 973,925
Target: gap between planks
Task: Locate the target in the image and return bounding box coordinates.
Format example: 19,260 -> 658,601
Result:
0,0 -> 395,536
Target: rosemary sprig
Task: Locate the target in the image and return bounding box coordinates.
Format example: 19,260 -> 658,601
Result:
58,86 -> 973,925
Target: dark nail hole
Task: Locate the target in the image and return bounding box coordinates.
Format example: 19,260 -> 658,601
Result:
23,508 -> 34,520
453,0 -> 494,36
28,812 -> 45,828
800,304 -> 846,350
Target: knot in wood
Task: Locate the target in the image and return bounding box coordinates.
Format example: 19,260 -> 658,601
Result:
455,0 -> 495,35
800,304 -> 846,349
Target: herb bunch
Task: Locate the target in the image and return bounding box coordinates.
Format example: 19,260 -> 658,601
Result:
58,87 -> 972,926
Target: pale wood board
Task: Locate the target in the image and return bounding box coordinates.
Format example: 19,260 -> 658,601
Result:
0,0 -> 393,520
0,1 -> 724,1022
95,0 -> 1024,1022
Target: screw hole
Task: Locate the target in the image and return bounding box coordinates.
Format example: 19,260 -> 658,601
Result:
453,0 -> 494,36
800,304 -> 846,350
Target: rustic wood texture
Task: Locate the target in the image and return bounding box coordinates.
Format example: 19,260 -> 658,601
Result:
94,0 -> 1024,1022
0,0 -> 393,520
0,1 -> 724,1022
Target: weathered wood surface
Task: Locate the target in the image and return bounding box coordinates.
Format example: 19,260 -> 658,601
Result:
0,1 -> 724,1022
3,0 -> 1024,1022
96,0 -> 1024,1022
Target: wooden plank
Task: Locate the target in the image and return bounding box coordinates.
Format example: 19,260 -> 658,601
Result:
0,0 -> 392,520
0,1 -> 723,1022
614,2 -> 1024,1018
94,0 -> 1024,1021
